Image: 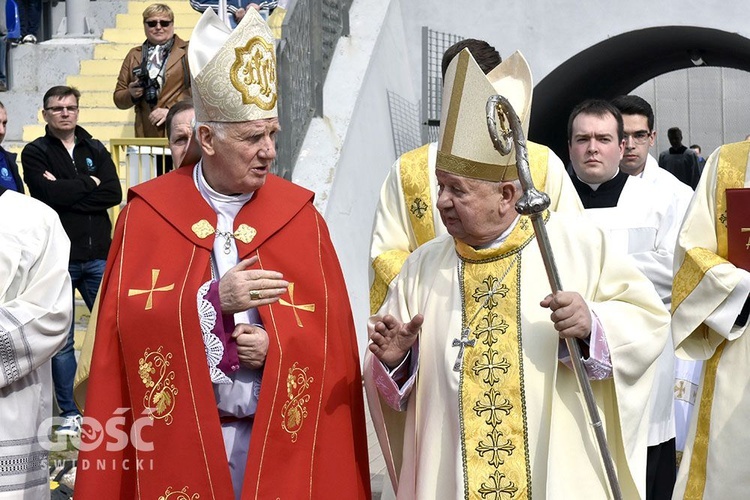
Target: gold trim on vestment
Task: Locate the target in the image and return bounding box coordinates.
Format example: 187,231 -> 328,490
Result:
456,216 -> 538,498
684,341 -> 726,499
400,144 -> 435,247
672,248 -> 728,313
527,143 -> 548,191
139,347 -> 178,425
435,141 -> 549,184
370,250 -> 409,314
307,211 -> 329,495
682,142 -> 749,498
442,51 -> 469,153
715,142 -> 750,258
157,485 -> 200,499
437,150 -> 518,182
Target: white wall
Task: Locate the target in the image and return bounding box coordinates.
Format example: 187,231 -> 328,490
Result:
293,0 -> 416,355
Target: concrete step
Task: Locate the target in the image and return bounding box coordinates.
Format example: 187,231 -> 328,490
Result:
80,59 -> 124,76
78,91 -> 118,107
115,12 -> 201,30
68,74 -> 117,91
102,26 -> 196,43
93,42 -> 138,60
81,107 -> 135,122
127,0 -> 200,15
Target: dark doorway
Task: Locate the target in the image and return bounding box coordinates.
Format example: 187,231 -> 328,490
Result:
528,26 -> 750,164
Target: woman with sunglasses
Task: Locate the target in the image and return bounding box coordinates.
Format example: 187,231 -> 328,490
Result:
114,3 -> 191,174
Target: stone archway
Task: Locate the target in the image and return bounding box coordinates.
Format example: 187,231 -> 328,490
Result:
528,26 -> 750,163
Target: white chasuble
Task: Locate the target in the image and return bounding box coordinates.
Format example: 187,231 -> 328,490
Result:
0,191 -> 72,497
672,141 -> 750,499
366,212 -> 669,500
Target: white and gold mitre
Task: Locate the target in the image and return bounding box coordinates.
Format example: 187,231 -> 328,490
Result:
188,8 -> 277,122
437,49 -> 532,182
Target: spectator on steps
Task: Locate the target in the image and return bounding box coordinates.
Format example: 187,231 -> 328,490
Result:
114,3 -> 191,174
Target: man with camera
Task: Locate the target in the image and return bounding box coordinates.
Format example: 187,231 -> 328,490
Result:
114,3 -> 191,173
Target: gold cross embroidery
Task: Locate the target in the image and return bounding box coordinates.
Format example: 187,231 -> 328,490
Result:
128,269 -> 175,310
279,282 -> 315,327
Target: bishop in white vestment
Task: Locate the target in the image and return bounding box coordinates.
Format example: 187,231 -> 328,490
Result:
365,49 -> 670,500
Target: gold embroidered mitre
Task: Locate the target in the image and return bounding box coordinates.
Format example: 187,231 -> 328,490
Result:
437,49 -> 532,181
188,8 -> 278,122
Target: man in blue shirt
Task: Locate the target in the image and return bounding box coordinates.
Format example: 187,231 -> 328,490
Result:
0,102 -> 23,192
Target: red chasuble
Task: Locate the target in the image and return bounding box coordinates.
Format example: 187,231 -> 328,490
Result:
75,167 -> 371,499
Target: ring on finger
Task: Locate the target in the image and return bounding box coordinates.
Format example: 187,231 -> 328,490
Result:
250,290 -> 262,300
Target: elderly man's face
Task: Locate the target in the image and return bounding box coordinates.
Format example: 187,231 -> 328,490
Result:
168,108 -> 195,167
568,112 -> 624,184
436,169 -> 509,247
201,118 -> 279,195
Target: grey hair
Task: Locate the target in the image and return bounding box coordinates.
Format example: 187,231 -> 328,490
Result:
194,121 -> 231,146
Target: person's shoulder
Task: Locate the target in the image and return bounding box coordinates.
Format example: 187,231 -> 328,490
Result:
174,35 -> 189,49
2,191 -> 59,222
403,233 -> 453,269
22,134 -> 50,153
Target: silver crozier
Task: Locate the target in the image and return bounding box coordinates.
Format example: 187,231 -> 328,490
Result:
485,94 -> 623,500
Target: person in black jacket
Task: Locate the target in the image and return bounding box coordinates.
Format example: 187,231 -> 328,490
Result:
22,85 -> 122,437
0,102 -> 23,192
657,127 -> 701,190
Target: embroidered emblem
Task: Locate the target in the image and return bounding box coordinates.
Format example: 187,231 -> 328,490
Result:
719,212 -> 727,227
279,282 -> 316,328
231,36 -> 277,110
158,486 -> 199,500
139,347 -> 178,425
281,362 -> 313,442
192,219 -> 215,239
519,218 -> 529,231
478,471 -> 519,498
409,197 -> 428,219
128,269 -> 175,310
234,224 -> 257,244
471,275 -> 510,311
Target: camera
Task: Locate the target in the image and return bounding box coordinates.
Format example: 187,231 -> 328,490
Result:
132,67 -> 160,107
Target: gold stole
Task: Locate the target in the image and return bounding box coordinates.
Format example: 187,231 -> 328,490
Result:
678,141 -> 750,498
454,216 -> 540,499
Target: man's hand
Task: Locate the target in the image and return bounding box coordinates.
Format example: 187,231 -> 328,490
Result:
233,323 -> 269,370
234,7 -> 247,21
148,107 -> 169,127
219,256 -> 289,314
128,80 -> 144,100
43,171 -> 57,181
540,291 -> 592,339
369,314 -> 424,369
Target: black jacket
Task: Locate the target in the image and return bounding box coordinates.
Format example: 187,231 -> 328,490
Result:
0,147 -> 24,193
22,125 -> 122,261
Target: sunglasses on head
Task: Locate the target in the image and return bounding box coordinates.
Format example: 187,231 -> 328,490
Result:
145,19 -> 172,28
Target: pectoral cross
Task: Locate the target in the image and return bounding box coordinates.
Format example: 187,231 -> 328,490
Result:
452,326 -> 476,372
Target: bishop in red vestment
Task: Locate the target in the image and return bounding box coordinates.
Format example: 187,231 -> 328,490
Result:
75,8 -> 370,500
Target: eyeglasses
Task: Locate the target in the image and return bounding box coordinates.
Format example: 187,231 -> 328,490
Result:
44,106 -> 79,114
145,19 -> 172,28
623,130 -> 652,145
